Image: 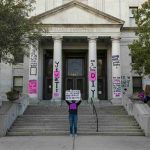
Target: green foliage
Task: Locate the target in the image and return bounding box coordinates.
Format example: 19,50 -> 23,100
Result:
0,0 -> 42,64
129,0 -> 150,75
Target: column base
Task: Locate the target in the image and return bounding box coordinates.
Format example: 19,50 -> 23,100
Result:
111,98 -> 123,105
51,98 -> 63,105
88,97 -> 99,103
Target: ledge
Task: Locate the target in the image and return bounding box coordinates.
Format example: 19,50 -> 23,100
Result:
0,95 -> 29,137
123,95 -> 150,136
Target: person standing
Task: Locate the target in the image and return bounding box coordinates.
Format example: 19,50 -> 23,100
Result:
144,85 -> 150,103
65,100 -> 81,136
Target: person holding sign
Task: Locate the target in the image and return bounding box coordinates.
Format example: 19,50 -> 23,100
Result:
65,100 -> 81,136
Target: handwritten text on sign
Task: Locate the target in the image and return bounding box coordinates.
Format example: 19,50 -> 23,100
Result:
65,90 -> 81,101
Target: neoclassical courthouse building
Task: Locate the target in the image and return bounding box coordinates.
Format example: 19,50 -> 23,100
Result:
0,0 -> 149,104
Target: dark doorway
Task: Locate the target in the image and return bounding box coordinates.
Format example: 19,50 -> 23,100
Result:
64,52 -> 87,100
43,51 -> 53,100
97,51 -> 107,100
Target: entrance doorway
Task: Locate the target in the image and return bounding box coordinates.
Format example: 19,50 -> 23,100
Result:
43,51 -> 53,100
64,53 -> 87,100
97,51 -> 107,100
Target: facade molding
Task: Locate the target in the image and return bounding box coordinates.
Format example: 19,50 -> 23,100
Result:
31,0 -> 124,26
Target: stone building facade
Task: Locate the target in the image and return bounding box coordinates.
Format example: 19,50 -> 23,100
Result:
0,0 -> 149,104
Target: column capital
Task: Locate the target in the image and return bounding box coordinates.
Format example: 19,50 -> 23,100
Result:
111,37 -> 121,41
88,36 -> 98,41
52,36 -> 63,41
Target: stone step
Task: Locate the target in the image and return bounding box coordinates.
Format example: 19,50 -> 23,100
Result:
11,126 -> 96,129
8,128 -> 143,133
10,129 -> 143,135
7,104 -> 145,136
16,118 -> 135,121
18,114 -> 133,118
13,120 -> 138,124
80,131 -> 145,136
7,131 -> 68,136
13,123 -> 96,126
11,125 -> 140,129
7,131 -> 144,136
18,115 -> 93,117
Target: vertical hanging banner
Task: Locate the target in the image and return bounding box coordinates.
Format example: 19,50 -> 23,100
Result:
89,59 -> 97,98
53,61 -> 60,98
28,43 -> 38,98
112,54 -> 122,98
112,77 -> 121,98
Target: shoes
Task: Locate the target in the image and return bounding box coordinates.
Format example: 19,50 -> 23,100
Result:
69,134 -> 77,137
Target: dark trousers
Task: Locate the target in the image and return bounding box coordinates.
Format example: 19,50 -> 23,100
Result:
69,113 -> 78,134
144,96 -> 150,103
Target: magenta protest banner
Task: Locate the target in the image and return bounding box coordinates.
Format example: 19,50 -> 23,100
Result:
54,71 -> 60,79
28,80 -> 38,94
89,71 -> 97,81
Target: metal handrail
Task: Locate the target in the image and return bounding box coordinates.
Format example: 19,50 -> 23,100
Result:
91,98 -> 99,132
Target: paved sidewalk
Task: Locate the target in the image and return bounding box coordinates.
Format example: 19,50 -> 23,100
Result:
75,136 -> 150,150
0,136 -> 150,150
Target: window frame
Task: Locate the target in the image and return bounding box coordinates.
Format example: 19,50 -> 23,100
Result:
13,76 -> 23,93
129,7 -> 138,18
132,76 -> 142,93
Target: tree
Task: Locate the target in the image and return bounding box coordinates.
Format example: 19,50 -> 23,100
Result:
0,0 -> 42,64
129,0 -> 150,75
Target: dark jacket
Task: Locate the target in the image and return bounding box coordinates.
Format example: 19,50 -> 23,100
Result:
66,100 -> 81,114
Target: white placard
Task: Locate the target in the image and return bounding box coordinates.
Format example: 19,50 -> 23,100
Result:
65,90 -> 81,101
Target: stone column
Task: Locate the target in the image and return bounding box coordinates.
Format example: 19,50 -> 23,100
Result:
0,94 -> 2,106
28,42 -> 39,101
111,37 -> 122,104
52,36 -> 62,100
88,37 -> 98,100
0,63 -> 2,106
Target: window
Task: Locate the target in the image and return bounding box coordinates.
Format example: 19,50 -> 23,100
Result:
129,7 -> 138,27
14,53 -> 24,63
67,58 -> 84,76
13,76 -> 23,93
133,77 -> 142,93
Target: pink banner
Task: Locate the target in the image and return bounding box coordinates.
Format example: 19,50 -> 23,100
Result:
89,71 -> 97,81
28,80 -> 38,94
54,71 -> 60,78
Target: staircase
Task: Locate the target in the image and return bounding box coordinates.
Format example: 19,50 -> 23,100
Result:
96,105 -> 144,136
7,102 -> 144,136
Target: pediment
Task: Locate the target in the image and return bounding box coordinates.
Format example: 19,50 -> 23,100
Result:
31,0 -> 124,25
